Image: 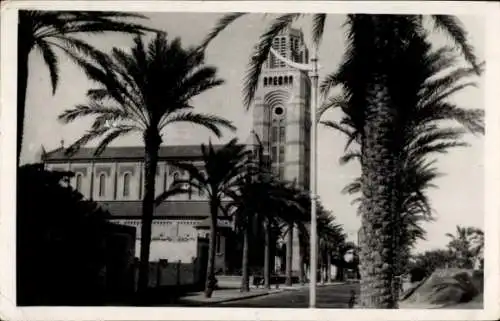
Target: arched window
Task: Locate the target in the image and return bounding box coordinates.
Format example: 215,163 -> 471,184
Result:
284,76 -> 288,85
98,173 -> 106,197
289,76 -> 293,84
278,76 -> 283,85
273,77 -> 278,86
123,173 -> 130,197
263,77 -> 268,86
75,173 -> 83,192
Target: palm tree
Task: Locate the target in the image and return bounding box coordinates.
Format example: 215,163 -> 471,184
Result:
299,202 -> 346,284
226,172 -> 305,292
470,228 -> 484,269
281,182 -> 310,286
239,132 -> 308,289
17,11 -> 156,163
320,214 -> 346,284
250,131 -> 278,289
321,42 -> 484,291
58,33 -> 235,295
410,249 -> 456,276
169,139 -> 252,297
446,225 -> 484,269
201,13 -> 480,308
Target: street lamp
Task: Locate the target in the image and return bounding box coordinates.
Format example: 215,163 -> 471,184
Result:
269,45 -> 320,308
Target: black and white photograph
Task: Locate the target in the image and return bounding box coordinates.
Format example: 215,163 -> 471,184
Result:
1,1 -> 499,320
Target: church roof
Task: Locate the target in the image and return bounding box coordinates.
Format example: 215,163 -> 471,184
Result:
98,200 -> 229,219
43,144 -> 251,162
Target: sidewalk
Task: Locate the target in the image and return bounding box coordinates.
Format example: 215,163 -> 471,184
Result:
279,281 -> 346,291
176,288 -> 283,306
176,282 -> 347,306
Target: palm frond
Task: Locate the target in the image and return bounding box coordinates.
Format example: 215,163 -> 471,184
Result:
317,94 -> 349,120
430,15 -> 481,74
341,178 -> 362,195
423,82 -> 478,110
160,112 -> 236,137
339,150 -> 361,166
154,185 -> 191,206
200,12 -> 248,49
242,13 -> 301,108
64,127 -> 109,156
87,88 -> 110,101
423,63 -> 484,98
94,125 -> 137,156
410,141 -> 469,160
319,71 -> 342,98
179,78 -> 226,103
320,120 -> 354,139
34,11 -> 154,39
406,127 -> 467,153
167,160 -> 208,187
312,14 -> 327,47
36,39 -> 59,93
58,103 -> 131,124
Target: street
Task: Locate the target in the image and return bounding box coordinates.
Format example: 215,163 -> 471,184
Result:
214,283 -> 360,308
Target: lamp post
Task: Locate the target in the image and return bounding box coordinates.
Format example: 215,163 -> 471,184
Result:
269,45 -> 319,308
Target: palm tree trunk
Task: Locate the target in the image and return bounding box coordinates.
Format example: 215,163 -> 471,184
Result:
358,71 -> 399,306
299,234 -> 306,285
354,15 -> 404,309
337,262 -> 344,282
263,219 -> 271,289
17,39 -> 32,165
326,251 -> 332,283
240,225 -> 250,292
204,199 -> 219,298
320,249 -> 325,285
285,222 -> 293,286
137,131 -> 161,295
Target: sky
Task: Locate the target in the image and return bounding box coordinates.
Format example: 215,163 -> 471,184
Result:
20,13 -> 485,253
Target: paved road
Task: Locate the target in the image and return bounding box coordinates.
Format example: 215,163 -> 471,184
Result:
214,283 -> 360,308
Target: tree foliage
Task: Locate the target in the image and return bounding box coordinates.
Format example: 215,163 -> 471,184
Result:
17,11 -> 155,162
17,164 -> 113,305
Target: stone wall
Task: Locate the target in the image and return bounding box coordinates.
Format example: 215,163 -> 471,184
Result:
114,219 -> 200,263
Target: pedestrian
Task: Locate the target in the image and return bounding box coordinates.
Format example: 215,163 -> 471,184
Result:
348,289 -> 356,308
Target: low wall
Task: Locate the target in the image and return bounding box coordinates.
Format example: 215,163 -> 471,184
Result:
133,259 -> 200,291
135,239 -> 197,263
217,274 -> 300,289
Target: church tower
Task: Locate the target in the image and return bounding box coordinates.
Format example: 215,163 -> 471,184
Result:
252,28 -> 311,273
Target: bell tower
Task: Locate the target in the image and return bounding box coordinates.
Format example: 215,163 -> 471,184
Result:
252,28 -> 311,274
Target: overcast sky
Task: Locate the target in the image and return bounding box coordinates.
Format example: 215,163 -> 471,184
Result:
20,13 -> 485,252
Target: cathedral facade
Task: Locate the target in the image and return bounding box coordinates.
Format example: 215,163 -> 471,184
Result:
42,145 -> 236,273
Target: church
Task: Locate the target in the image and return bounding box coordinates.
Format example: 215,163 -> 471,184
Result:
42,27 -> 311,276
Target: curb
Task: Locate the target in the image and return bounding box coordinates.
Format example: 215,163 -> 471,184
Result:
177,290 -> 282,306
281,282 -> 346,289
